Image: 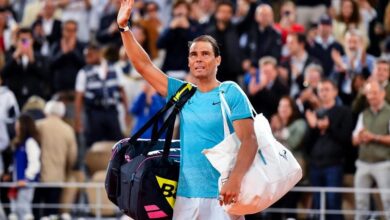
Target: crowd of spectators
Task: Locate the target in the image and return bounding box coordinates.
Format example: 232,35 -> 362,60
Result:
0,0 -> 389,219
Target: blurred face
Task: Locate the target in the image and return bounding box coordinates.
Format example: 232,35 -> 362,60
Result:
345,34 -> 360,52
255,5 -> 273,27
43,0 -> 56,18
132,26 -> 146,44
278,98 -> 292,120
341,0 -> 353,19
373,63 -> 390,83
317,81 -> 337,104
17,32 -> 33,49
318,24 -> 332,38
188,41 -> 220,79
145,3 -> 159,19
280,4 -> 296,22
173,3 -> 189,18
84,48 -> 101,65
305,69 -> 321,87
261,63 -> 277,81
286,34 -> 299,55
215,4 -> 233,23
365,82 -> 385,109
62,22 -> 77,39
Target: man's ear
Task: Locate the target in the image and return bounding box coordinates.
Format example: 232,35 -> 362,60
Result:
216,56 -> 221,66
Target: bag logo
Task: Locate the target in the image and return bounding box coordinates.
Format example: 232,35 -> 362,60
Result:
155,176 -> 177,208
144,204 -> 168,219
279,150 -> 287,160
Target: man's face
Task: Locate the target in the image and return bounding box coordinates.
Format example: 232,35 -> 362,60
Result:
286,35 -> 299,55
43,0 -> 56,18
317,81 -> 337,104
255,5 -> 272,27
188,41 -> 220,79
84,48 -> 101,65
215,4 -> 233,24
365,82 -> 385,109
18,32 -> 33,49
318,24 -> 332,38
173,4 -> 189,18
345,34 -> 360,52
373,63 -> 390,83
261,63 -> 276,81
62,22 -> 77,39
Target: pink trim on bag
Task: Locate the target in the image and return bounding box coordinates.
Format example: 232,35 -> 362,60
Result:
144,205 -> 159,211
147,210 -> 168,218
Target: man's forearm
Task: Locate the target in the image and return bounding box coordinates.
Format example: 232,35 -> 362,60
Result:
230,134 -> 258,181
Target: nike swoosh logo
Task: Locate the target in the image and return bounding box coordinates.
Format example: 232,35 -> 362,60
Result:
212,101 -> 220,105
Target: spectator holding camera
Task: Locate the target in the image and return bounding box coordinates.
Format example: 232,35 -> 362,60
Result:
274,1 -> 305,45
305,79 -> 353,220
1,28 -> 48,107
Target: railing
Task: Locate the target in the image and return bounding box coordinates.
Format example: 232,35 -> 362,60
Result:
0,183 -> 389,219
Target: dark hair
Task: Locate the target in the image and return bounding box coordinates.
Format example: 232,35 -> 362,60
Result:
13,114 -> 40,148
376,58 -> 390,67
288,32 -> 306,45
63,20 -> 78,28
172,0 -> 190,11
17,27 -> 32,38
216,0 -> 234,12
132,22 -> 151,56
279,96 -> 301,126
337,0 -> 361,24
189,35 -> 220,57
319,78 -> 338,90
103,44 -> 120,63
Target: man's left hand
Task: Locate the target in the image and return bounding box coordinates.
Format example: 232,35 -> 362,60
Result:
219,175 -> 241,206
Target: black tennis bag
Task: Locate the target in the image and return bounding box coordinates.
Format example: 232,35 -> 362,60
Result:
105,83 -> 196,219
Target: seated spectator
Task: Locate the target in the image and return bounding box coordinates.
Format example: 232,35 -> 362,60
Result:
9,114 -> 40,220
333,0 -> 369,48
96,0 -> 122,46
1,28 -> 48,107
308,14 -> 344,77
352,59 -> 390,114
331,29 -> 376,105
352,80 -> 390,220
130,82 -> 166,138
246,56 -> 289,119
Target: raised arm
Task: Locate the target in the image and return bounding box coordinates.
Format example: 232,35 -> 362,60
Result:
117,0 -> 168,96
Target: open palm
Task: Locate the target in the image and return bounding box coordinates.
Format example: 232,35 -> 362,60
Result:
117,0 -> 133,28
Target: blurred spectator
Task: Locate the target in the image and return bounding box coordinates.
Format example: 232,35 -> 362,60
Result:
35,100 -> 77,219
20,0 -> 61,28
241,4 -> 282,70
352,80 -> 390,220
96,0 -> 122,46
205,0 -> 255,82
9,114 -> 40,220
31,0 -> 62,57
58,0 -> 92,43
246,56 -> 289,119
357,0 -> 377,31
295,0 -> 330,30
274,1 -> 305,45
331,29 -> 376,104
366,3 -> 388,57
352,59 -> 390,114
333,0 -> 369,48
191,0 -> 216,25
296,64 -> 323,113
279,32 -> 319,97
130,81 -> 166,138
305,79 -> 353,220
157,0 -> 203,79
74,44 -> 127,147
138,1 -> 163,60
0,75 -> 19,177
0,0 -> 16,23
21,95 -> 46,121
270,96 -> 308,219
308,14 -> 344,77
1,28 -> 48,107
49,20 -> 85,94
0,7 -> 14,67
